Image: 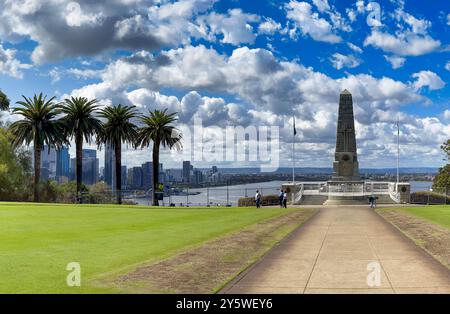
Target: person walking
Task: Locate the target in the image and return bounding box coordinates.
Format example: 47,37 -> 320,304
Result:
255,190 -> 262,208
279,189 -> 284,208
368,195 -> 376,208
282,190 -> 288,208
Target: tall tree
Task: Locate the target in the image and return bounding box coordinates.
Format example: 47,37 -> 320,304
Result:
9,94 -> 65,202
0,90 -> 9,111
136,109 -> 182,206
433,139 -> 450,194
97,105 -> 138,204
61,97 -> 101,203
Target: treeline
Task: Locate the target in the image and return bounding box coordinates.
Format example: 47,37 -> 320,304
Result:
0,91 -> 182,205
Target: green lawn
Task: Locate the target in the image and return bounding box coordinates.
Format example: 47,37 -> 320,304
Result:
0,202 -> 297,293
400,205 -> 450,229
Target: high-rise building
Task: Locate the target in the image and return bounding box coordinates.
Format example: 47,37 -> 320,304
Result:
56,146 -> 70,183
192,169 -> 203,185
121,165 -> 127,189
82,149 -> 99,186
39,145 -> 57,180
104,143 -> 115,189
128,167 -> 143,189
165,169 -> 183,182
142,162 -> 153,190
182,161 -> 191,183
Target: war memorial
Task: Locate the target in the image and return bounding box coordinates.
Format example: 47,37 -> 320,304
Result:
283,90 -> 411,205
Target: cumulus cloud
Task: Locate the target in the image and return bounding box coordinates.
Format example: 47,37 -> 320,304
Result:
0,0 -> 267,63
258,18 -> 283,35
412,71 -> 445,91
0,44 -> 31,78
364,31 -> 441,57
364,5 -> 440,58
330,53 -> 361,70
384,55 -> 406,69
285,1 -> 342,43
63,43 -> 447,167
197,9 -> 260,45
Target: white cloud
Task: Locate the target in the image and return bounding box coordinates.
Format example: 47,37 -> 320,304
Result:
384,55 -> 406,69
312,0 -> 330,13
258,18 -> 282,35
443,110 -> 450,120
412,71 -> 445,91
445,61 -> 450,71
65,2 -> 104,27
347,42 -> 363,53
364,30 -> 440,56
197,9 -> 260,45
330,53 -> 361,70
64,44 -> 447,168
0,44 -> 31,78
285,1 -> 342,43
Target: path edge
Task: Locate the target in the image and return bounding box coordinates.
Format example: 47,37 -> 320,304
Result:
218,207 -> 322,294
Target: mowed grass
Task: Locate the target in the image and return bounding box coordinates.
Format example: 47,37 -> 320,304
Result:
0,202 -> 297,293
399,205 -> 450,229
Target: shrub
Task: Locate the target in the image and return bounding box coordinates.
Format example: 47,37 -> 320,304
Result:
238,195 -> 280,207
410,191 -> 450,205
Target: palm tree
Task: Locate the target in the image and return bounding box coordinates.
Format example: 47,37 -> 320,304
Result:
61,97 -> 101,203
9,93 -> 65,202
0,90 -> 9,110
97,105 -> 138,204
136,109 -> 182,206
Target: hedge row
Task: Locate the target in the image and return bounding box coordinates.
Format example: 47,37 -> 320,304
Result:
238,195 -> 281,207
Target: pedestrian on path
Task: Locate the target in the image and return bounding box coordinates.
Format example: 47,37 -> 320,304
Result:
368,195 -> 376,208
279,189 -> 284,208
255,190 -> 262,208
282,191 -> 288,208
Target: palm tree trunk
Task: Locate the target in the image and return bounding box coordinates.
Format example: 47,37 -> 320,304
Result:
33,140 -> 41,203
75,133 -> 83,204
115,141 -> 122,205
152,141 -> 160,206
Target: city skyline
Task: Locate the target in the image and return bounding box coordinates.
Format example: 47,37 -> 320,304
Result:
0,0 -> 448,169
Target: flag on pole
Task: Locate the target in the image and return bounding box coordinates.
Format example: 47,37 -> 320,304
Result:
293,117 -> 297,136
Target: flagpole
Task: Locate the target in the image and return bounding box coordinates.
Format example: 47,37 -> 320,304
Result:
292,116 -> 295,185
397,117 -> 400,184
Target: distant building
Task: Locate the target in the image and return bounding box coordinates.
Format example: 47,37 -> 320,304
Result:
128,167 -> 143,189
56,146 -> 70,183
104,143 -> 115,189
166,169 -> 183,183
121,165 -> 127,189
182,161 -> 191,183
39,145 -> 57,181
192,169 -> 203,185
142,162 -> 163,190
142,162 -> 153,190
82,149 -> 99,186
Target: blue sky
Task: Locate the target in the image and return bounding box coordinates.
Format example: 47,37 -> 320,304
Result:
0,0 -> 448,169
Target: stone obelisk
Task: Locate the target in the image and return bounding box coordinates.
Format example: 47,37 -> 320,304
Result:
331,89 -> 360,181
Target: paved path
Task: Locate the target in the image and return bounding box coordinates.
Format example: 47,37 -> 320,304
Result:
222,206 -> 450,294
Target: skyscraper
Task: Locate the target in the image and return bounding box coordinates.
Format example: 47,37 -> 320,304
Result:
182,161 -> 191,183
40,145 -> 57,180
121,165 -> 127,189
104,143 -> 115,189
82,149 -> 99,185
56,146 -> 70,182
142,162 -> 153,190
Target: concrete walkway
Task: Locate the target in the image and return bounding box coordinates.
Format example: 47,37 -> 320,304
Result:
222,206 -> 450,294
